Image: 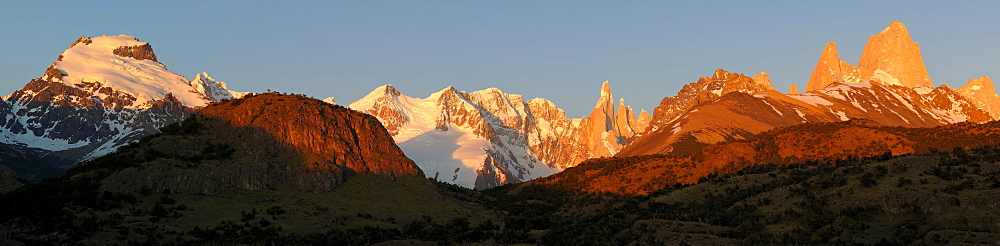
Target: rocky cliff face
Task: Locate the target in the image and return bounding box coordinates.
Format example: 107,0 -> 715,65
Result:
577,82 -> 641,158
0,35 -> 242,180
111,43 -> 158,62
349,82 -> 645,189
807,21 -> 932,92
527,97 -> 585,169
635,109 -> 652,134
858,21 -> 933,88
102,93 -> 422,194
957,76 -> 1000,119
350,85 -> 556,189
201,93 -> 421,178
806,41 -> 861,92
753,71 -> 775,90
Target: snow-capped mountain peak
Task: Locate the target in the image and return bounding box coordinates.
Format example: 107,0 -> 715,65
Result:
190,72 -> 249,101
347,83 -> 648,189
322,97 -> 337,105
30,34 -> 211,108
0,35 -> 247,173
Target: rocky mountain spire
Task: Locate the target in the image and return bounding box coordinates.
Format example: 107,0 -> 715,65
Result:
583,81 -> 621,156
789,83 -> 799,94
597,81 -> 614,123
753,70 -> 775,90
806,41 -> 860,92
857,21 -> 932,88
615,98 -> 637,138
636,109 -> 652,135
957,76 -> 1000,119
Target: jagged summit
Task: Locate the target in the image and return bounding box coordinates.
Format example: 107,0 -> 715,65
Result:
806,21 -> 932,91
600,81 -> 612,95
635,109 -> 652,134
378,84 -> 403,96
650,68 -> 776,127
881,20 -> 909,34
963,76 -> 996,94
346,82 -> 646,189
753,70 -> 774,90
806,41 -> 860,92
858,21 -> 932,88
957,76 -> 1000,118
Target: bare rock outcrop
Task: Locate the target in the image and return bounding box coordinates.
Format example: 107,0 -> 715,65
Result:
806,41 -> 860,92
651,69 -> 775,128
957,76 -> 1000,119
858,21 -> 932,88
199,93 -> 423,179
102,93 -> 423,194
112,43 -> 158,62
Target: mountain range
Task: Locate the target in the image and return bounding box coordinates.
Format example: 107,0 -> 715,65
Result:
2,20 -> 1000,244
620,21 -> 996,157
347,82 -> 648,189
4,21 -> 1000,191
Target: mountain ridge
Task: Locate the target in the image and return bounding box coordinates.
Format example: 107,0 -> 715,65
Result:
348,82 -> 650,189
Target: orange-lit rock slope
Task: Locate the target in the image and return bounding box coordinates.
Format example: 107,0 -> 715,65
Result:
621,21 -> 998,157
957,76 -> 1000,119
531,119 -> 1000,195
200,93 -> 423,179
857,21 -> 933,88
806,41 -> 860,92
806,21 -> 931,91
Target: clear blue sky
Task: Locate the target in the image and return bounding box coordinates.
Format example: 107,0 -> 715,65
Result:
2,1 -> 999,117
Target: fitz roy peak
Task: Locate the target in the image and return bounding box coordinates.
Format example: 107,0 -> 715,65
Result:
0,35 -> 245,180
621,21 -> 1000,157
349,82 -> 649,189
806,21 -> 931,92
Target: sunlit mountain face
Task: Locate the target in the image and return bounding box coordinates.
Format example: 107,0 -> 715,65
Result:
2,20 -> 1000,245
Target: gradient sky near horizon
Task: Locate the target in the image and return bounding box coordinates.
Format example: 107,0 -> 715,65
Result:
2,1 -> 999,117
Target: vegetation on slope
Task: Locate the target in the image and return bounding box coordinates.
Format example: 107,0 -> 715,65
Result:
3,95 -> 1000,245
0,93 -> 494,245
486,147 -> 1000,245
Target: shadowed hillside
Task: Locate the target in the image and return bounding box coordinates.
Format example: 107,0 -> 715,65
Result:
0,93 -> 491,245
488,147 -> 1000,245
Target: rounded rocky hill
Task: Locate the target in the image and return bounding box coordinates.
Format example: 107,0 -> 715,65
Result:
199,93 -> 423,178
100,93 -> 424,194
